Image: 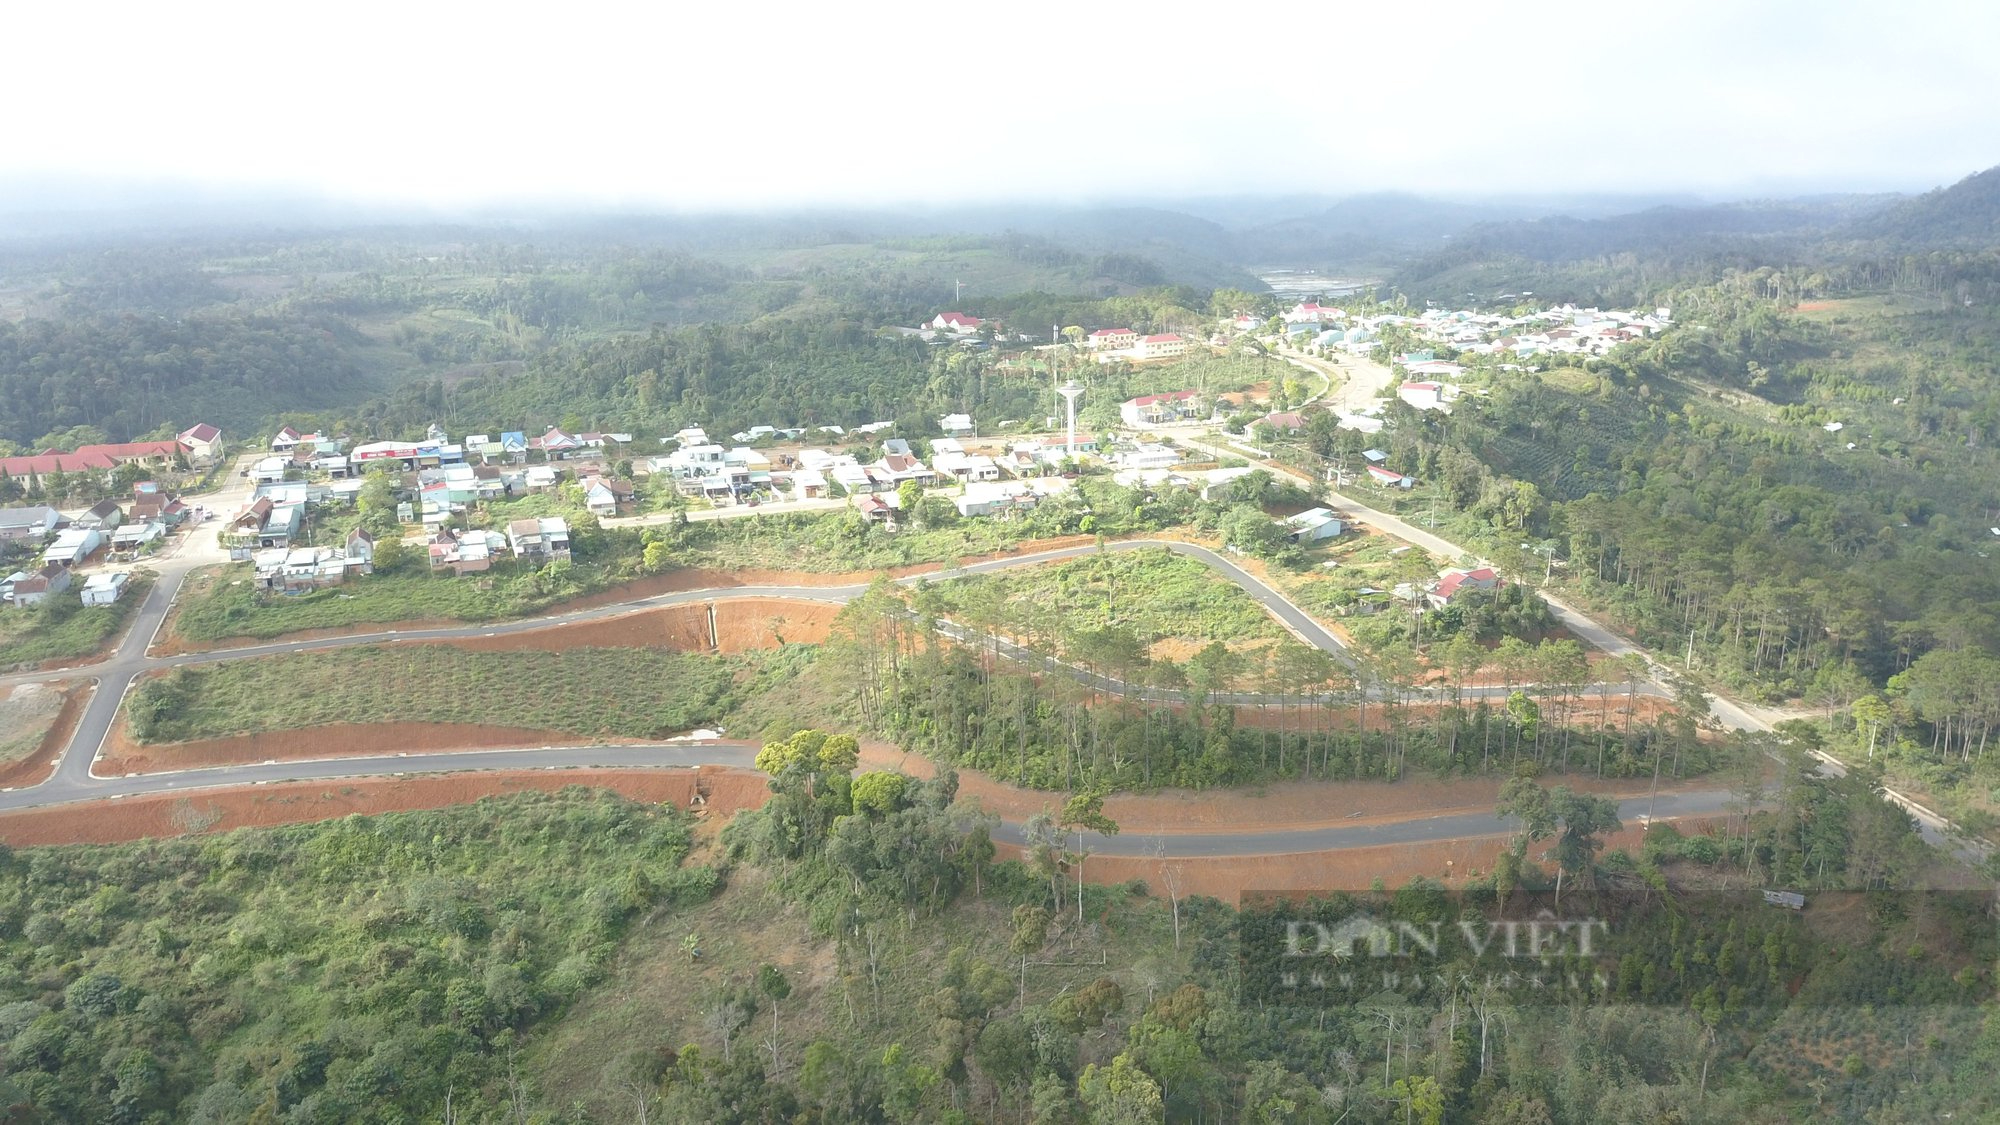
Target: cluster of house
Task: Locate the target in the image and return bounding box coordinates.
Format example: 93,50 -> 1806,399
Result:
648,426 -> 1084,503
0,424 -> 225,492
246,531 -> 377,594
259,423 -> 636,482
1276,300 -> 1670,362
0,480 -> 201,608
427,518 -> 571,577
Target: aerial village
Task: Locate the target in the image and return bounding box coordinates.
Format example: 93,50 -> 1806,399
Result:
0,296 -> 1667,611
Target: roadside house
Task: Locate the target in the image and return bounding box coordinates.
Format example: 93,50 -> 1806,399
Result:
8,563 -> 71,606
1428,567 -> 1500,608
79,571 -> 130,606
507,517 -> 572,563
1281,507 -> 1345,544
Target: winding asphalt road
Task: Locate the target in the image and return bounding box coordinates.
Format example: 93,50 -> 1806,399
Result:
0,534 -> 1914,861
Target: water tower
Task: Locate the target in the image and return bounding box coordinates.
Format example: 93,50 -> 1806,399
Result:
1057,380 -> 1085,457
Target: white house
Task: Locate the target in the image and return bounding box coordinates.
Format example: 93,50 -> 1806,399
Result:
1120,390 -> 1202,428
954,481 -> 1040,518
177,423 -> 224,465
43,528 -> 101,566
872,453 -> 933,485
1134,333 -> 1187,360
7,564 -> 70,606
250,456 -> 290,484
1087,327 -> 1138,350
1396,382 -> 1452,411
1282,508 -> 1344,544
1114,444 -> 1182,471
932,450 -> 1000,482
79,571 -> 131,606
110,521 -> 165,552
939,413 -> 975,436
788,468 -> 829,498
506,517 -> 572,563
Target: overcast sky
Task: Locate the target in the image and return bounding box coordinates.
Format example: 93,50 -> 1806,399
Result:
6,0 -> 1995,213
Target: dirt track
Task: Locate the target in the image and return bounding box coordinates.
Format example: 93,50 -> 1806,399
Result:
445,598 -> 841,654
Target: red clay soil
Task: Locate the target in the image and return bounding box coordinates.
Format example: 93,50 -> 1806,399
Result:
160,535 -> 1102,655
95,719 -> 644,775
0,766 -> 774,848
857,741 -> 1716,835
446,598 -> 841,655
0,682 -> 90,789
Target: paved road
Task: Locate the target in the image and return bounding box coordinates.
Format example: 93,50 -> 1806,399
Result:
0,534 -> 1681,858
2,520 -> 1973,863
0,736 -> 1737,857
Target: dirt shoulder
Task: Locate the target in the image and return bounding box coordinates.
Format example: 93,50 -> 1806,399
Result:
860,740 -> 1716,834
96,719 -> 653,775
1052,817 -> 1723,906
0,681 -> 89,789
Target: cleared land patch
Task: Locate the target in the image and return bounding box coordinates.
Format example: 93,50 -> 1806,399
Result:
917,546 -> 1321,685
126,644 -> 815,746
0,684 -> 65,767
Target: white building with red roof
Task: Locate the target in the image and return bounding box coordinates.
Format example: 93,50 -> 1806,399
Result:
1134,333 -> 1187,360
1120,389 -> 1204,428
1087,327 -> 1138,350
177,422 -> 224,464
929,312 -> 983,334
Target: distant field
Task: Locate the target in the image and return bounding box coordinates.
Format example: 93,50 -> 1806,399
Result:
127,644 -> 813,745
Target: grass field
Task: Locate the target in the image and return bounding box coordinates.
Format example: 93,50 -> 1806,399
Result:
916,546 -> 1320,683
127,644 -> 815,744
1271,533 -> 1435,619
0,576 -> 147,671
